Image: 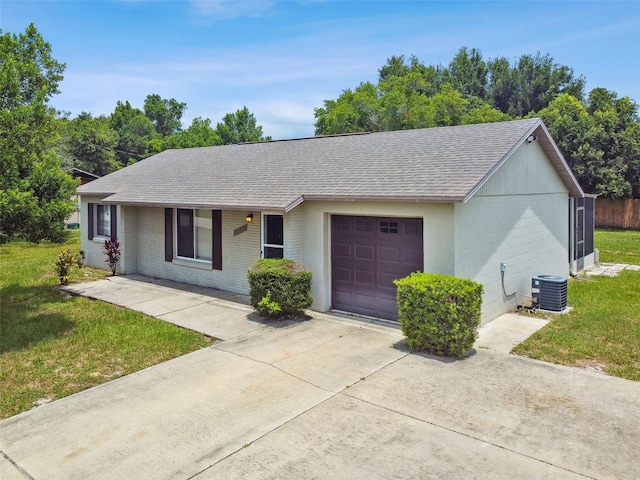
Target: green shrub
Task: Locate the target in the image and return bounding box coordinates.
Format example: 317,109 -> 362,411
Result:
54,249 -> 75,285
248,259 -> 312,318
394,272 -> 483,357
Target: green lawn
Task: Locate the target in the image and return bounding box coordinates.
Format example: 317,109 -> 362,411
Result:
595,228 -> 640,264
514,229 -> 640,381
0,231 -> 212,419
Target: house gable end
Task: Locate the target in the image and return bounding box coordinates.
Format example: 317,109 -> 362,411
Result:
475,140 -> 568,197
463,120 -> 583,202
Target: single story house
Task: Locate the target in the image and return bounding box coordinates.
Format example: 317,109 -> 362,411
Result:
77,118 -> 594,324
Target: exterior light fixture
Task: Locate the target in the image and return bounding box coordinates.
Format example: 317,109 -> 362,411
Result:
246,213 -> 253,223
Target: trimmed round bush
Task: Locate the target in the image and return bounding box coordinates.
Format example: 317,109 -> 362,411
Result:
394,272 -> 483,357
248,259 -> 313,318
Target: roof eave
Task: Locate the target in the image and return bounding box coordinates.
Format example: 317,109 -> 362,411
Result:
300,194 -> 464,204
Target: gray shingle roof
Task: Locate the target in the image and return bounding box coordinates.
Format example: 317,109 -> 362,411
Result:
78,118 -> 583,210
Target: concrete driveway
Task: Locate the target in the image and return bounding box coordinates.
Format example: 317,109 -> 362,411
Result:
1,276 -> 638,479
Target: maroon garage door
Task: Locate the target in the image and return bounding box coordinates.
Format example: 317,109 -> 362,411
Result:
331,215 -> 423,321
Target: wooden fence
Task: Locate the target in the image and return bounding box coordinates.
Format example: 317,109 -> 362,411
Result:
595,198 -> 640,229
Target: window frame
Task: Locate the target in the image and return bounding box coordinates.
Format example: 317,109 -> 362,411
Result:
175,208 -> 213,263
261,213 -> 284,259
96,204 -> 111,237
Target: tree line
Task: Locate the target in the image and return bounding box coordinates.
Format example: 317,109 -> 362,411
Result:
315,49 -> 640,199
58,98 -> 270,176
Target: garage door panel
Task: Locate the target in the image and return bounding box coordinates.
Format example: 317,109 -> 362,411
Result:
378,246 -> 401,262
354,292 -> 377,310
355,269 -> 375,286
332,290 -> 352,309
403,247 -> 424,264
333,242 -> 352,258
331,215 -> 423,321
355,245 -> 375,260
377,296 -> 399,319
333,266 -> 352,282
378,272 -> 401,289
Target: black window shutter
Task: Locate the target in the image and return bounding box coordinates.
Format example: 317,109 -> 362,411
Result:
88,203 -> 94,240
110,205 -> 118,241
177,209 -> 194,258
164,208 -> 173,262
212,210 -> 222,270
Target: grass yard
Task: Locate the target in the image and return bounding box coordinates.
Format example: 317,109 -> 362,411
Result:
0,231 -> 212,419
595,228 -> 640,264
514,229 -> 640,381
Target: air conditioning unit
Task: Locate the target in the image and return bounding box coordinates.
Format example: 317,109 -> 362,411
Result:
531,275 -> 568,312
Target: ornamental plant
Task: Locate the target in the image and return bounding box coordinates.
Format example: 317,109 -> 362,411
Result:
248,259 -> 312,318
103,238 -> 121,275
394,272 -> 483,357
54,249 -> 75,285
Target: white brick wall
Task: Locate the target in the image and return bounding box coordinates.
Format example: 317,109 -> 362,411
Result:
80,195 -> 112,273
455,142 -> 570,323
284,206 -> 304,263
134,208 -> 261,294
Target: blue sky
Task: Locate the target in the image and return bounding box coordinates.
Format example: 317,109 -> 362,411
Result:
2,1 -> 639,139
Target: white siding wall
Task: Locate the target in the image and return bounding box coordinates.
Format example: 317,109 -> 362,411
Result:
301,201 -> 455,312
455,141 -> 570,323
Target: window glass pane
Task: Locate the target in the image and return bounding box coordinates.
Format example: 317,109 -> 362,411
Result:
380,221 -> 398,234
195,209 -> 212,261
96,205 -> 111,237
264,246 -> 284,259
265,215 -> 283,246
177,209 -> 194,258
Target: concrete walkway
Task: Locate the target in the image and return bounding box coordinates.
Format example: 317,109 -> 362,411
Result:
1,275 -> 638,479
585,262 -> 640,277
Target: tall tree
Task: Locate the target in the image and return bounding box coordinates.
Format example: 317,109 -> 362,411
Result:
58,112 -> 120,176
487,53 -> 585,117
449,47 -> 487,99
110,100 -> 155,165
536,90 -> 640,198
143,94 -> 187,137
215,106 -> 270,144
0,24 -> 77,243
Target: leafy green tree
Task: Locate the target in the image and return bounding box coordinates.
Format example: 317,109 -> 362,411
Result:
215,106 -> 271,144
58,112 -> 120,175
487,53 -> 585,117
110,100 -> 156,165
150,117 -> 221,152
0,24 -> 77,244
315,82 -> 381,135
537,90 -> 640,198
449,47 -> 487,99
315,76 -> 507,135
143,94 -> 187,137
